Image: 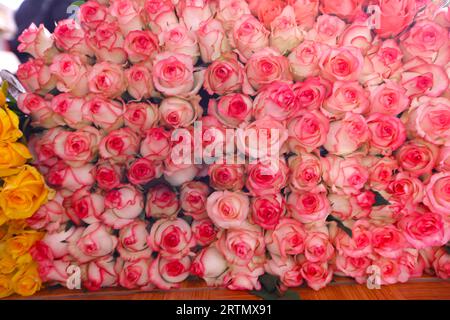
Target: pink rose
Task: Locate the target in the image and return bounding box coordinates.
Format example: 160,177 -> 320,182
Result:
245,48 -> 292,92
82,96 -> 124,132
152,52 -> 204,97
288,0 -> 319,29
432,248 -> 450,279
405,97 -> 450,146
161,24 -> 200,63
304,228 -> 334,262
17,93 -> 62,129
335,254 -> 371,284
223,265 -> 264,291
163,158 -> 200,187
386,172 -> 424,206
399,211 -> 448,249
208,163 -> 246,191
88,62 -> 127,99
293,77 -> 331,110
26,196 -> 66,232
143,0 -> 178,33
374,0 -> 418,38
124,30 -> 160,64
339,20 -> 374,54
125,63 -> 155,100
269,5 -> 304,55
18,23 -> 58,62
216,0 -> 251,32
177,0 -> 212,31
265,254 -> 303,287
396,139 -> 438,177
369,81 -> 409,116
288,153 -> 325,193
369,39 -> 403,79
86,21 -> 127,64
148,218 -> 195,258
367,113 -> 406,156
192,219 -> 218,246
300,259 -> 333,290
79,1 -> 110,30
17,58 -> 56,94
50,53 -> 90,97
401,20 -> 449,65
204,53 -> 247,95
265,218 -> 307,257
288,191 -> 330,224
232,14 -> 270,61
117,220 -> 152,261
82,256 -> 118,291
319,46 -> 364,82
191,246 -> 228,286
327,193 -> 369,221
28,128 -> 63,166
180,181 -> 210,220
424,172 -> 450,215
436,146 -> 450,172
160,97 -> 202,128
149,255 -> 192,290
93,160 -> 123,191
309,14 -> 346,45
252,0 -> 286,28
288,41 -> 326,80
103,185 -> 144,229
65,186 -> 104,225
197,18 -> 230,63
319,0 -> 364,21
245,159 -> 289,197
331,220 -> 372,258
99,128 -> 140,164
40,227 -> 76,260
400,57 -> 448,98
53,126 -> 101,167
287,110 -> 330,153
140,128 -> 172,161
322,155 -> 369,195
123,102 -> 159,134
322,81 -> 369,118
365,156 -> 398,191
127,158 -> 163,186
54,19 -> 92,54
145,184 -> 180,219
109,0 -> 144,34
117,258 -> 153,290
46,161 -> 94,191
50,94 -> 86,128
251,193 -> 285,230
371,225 -> 408,259
324,113 -> 369,156
206,191 -> 249,229
217,223 -> 265,267
253,81 -> 299,121
68,223 -> 118,263
208,93 -> 253,128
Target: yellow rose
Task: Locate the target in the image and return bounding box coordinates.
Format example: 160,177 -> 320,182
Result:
0,274 -> 13,298
5,231 -> 42,259
0,106 -> 22,142
0,165 -> 51,220
0,142 -> 32,177
0,208 -> 8,227
0,253 -> 16,274
0,90 -> 5,107
12,263 -> 41,297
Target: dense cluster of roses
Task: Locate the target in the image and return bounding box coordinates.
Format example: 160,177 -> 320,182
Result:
0,86 -> 51,298
14,0 -> 450,293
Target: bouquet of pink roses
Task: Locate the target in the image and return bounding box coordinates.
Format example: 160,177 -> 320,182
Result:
12,0 -> 450,294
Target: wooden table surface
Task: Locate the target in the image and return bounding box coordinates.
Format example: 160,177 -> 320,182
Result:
6,277 -> 450,300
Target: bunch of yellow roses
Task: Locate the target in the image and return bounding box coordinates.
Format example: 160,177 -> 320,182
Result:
0,83 -> 52,298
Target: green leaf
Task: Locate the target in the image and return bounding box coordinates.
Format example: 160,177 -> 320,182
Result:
327,215 -> 353,238
250,274 -> 301,300
372,190 -> 390,206
71,0 -> 86,6
445,245 -> 450,255
1,81 -> 8,96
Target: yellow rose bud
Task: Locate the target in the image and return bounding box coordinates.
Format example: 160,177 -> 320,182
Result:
0,106 -> 22,142
16,253 -> 33,266
0,274 -> 13,298
0,142 -> 32,177
0,165 -> 50,220
6,231 -> 42,259
0,253 -> 16,274
12,264 -> 41,297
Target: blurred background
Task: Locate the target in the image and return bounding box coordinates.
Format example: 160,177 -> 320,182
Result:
0,0 -> 72,73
